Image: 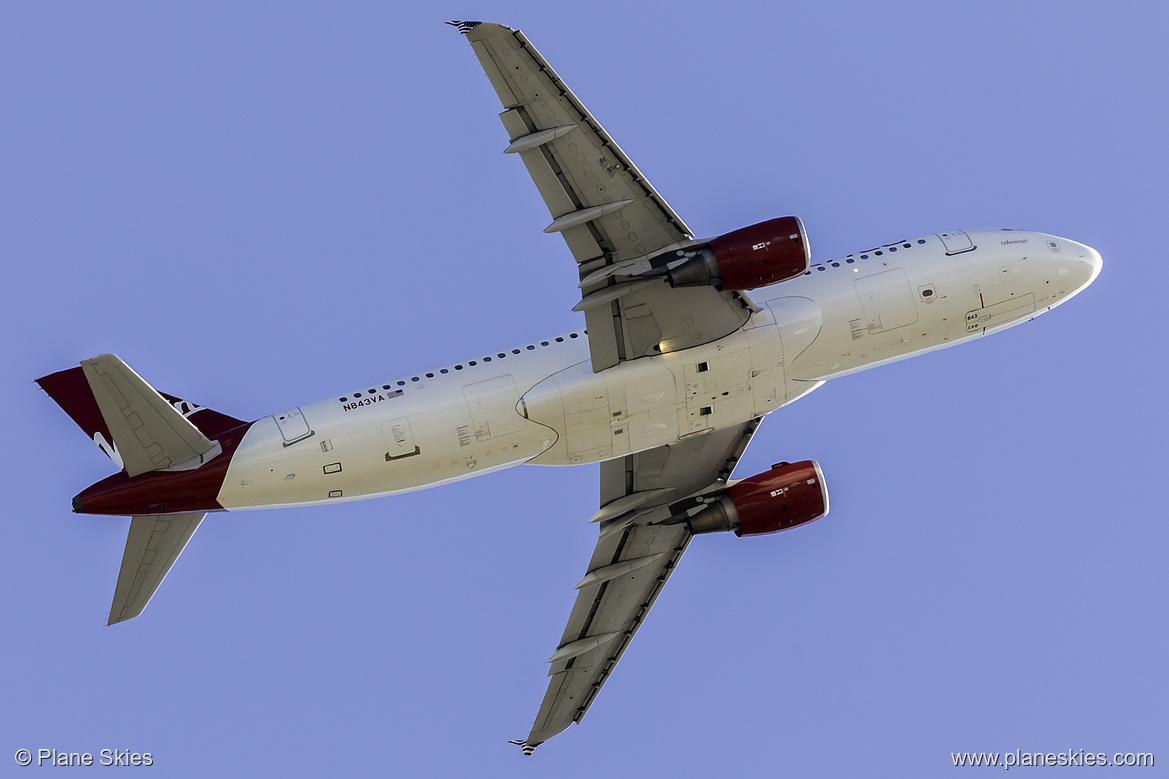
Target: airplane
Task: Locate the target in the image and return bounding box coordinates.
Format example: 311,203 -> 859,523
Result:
37,21 -> 1101,755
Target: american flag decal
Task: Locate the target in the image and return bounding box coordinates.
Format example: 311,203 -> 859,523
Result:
445,20 -> 482,35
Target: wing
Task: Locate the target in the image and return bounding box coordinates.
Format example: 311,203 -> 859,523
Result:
517,419 -> 762,752
451,21 -> 753,371
108,513 -> 205,625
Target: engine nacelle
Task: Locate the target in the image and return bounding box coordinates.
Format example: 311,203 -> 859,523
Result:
667,216 -> 810,292
687,460 -> 828,537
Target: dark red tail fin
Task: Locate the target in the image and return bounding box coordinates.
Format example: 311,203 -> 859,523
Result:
37,366 -> 247,467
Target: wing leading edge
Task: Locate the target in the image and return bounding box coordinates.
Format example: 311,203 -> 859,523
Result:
451,21 -> 753,371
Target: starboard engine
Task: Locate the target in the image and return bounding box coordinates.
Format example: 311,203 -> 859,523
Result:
682,460 -> 829,536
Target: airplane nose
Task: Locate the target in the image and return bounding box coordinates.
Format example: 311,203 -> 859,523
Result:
1081,244 -> 1103,288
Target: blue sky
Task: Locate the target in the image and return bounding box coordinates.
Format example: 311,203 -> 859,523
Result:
2,2 -> 1165,776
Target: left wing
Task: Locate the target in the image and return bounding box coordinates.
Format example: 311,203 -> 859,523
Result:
451,21 -> 753,371
515,420 -> 761,753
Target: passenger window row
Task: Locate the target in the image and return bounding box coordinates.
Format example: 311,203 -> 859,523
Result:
338,330 -> 587,403
803,238 -> 928,274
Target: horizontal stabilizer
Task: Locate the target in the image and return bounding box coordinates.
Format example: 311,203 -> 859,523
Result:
80,354 -> 218,477
38,365 -> 246,450
109,513 -> 205,625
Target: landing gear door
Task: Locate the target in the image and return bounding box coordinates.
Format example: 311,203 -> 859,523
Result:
274,407 -> 313,446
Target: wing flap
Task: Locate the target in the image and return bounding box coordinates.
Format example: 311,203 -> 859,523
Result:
108,513 -> 205,625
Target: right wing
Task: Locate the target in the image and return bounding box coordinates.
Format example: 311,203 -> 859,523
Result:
518,419 -> 762,752
108,513 -> 205,625
452,22 -> 753,371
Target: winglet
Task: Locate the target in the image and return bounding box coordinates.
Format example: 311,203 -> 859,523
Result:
507,739 -> 537,757
445,20 -> 482,35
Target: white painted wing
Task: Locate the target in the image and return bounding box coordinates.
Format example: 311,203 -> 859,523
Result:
108,513 -> 205,625
452,22 -> 753,371
521,420 -> 762,750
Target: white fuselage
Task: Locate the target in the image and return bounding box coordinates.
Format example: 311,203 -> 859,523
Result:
216,229 -> 1101,511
